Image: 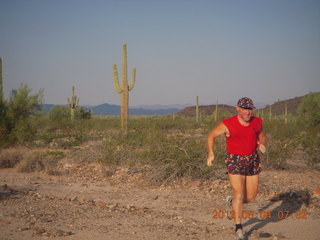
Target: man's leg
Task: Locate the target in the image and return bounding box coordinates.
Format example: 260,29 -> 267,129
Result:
244,174 -> 259,203
228,174 -> 246,224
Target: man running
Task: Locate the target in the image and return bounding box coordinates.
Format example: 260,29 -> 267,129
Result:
207,97 -> 267,240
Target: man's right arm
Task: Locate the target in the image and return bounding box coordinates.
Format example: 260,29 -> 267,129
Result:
207,122 -> 228,166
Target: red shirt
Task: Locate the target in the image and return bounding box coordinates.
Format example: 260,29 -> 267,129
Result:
222,116 -> 262,155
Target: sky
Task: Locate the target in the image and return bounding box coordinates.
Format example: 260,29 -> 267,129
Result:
0,0 -> 319,108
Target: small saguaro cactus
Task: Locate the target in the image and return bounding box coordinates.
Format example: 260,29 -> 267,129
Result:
113,44 -> 136,135
269,105 -> 272,121
196,96 -> 199,123
67,86 -> 79,120
284,104 -> 288,124
0,57 -> 3,103
214,99 -> 218,122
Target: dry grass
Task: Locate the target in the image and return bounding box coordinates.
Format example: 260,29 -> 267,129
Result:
0,147 -> 65,175
0,147 -> 25,168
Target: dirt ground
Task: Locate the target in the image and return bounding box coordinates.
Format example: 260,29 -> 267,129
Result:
1,158 -> 320,240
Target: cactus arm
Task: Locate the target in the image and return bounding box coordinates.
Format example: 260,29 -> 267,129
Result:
128,68 -> 136,91
67,97 -> 71,107
113,64 -> 123,94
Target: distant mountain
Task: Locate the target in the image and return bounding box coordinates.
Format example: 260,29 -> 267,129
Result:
260,96 -> 303,116
133,104 -> 191,110
92,104 -> 179,115
178,104 -> 236,117
42,104 -> 56,114
42,93 -> 315,117
41,103 -> 180,115
178,93 -> 316,117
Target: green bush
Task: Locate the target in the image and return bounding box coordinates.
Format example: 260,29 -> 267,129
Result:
298,92 -> 320,127
297,93 -> 320,165
0,83 -> 43,146
99,117 -> 227,184
48,105 -> 70,121
77,107 -> 92,119
262,119 -> 299,169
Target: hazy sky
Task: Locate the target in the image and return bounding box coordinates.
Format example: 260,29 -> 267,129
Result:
1,0 -> 319,107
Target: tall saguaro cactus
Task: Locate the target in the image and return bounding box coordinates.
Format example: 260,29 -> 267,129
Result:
67,86 -> 79,121
113,44 -> 136,135
0,57 -> 3,103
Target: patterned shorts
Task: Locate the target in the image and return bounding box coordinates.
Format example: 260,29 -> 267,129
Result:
225,152 -> 261,176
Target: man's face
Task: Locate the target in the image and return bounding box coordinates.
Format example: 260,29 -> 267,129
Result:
236,106 -> 253,122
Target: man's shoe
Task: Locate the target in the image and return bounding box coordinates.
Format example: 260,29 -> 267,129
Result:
226,195 -> 233,220
235,228 -> 246,240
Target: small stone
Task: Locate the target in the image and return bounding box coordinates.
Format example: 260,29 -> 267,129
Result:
40,218 -> 52,223
33,228 -> 46,235
96,202 -> 107,207
312,189 -> 320,199
259,232 -> 272,238
17,227 -> 30,231
70,196 -> 78,202
0,220 -> 10,225
153,195 -> 159,200
191,180 -> 202,188
64,231 -> 73,236
126,204 -> 135,210
108,203 -> 118,209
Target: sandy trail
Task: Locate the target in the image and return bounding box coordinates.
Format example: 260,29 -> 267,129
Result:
0,168 -> 319,240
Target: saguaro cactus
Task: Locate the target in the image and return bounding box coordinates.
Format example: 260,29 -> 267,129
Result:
269,105 -> 272,121
284,104 -> 288,124
0,57 -> 3,103
67,86 -> 79,120
113,44 -> 136,135
196,96 -> 199,123
214,99 -> 218,122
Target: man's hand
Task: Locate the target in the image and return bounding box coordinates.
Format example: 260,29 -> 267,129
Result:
207,152 -> 215,166
258,142 -> 266,153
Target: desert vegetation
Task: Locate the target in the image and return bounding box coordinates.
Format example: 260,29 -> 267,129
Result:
0,83 -> 319,184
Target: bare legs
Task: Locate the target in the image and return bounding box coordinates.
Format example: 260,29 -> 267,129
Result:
228,174 -> 259,224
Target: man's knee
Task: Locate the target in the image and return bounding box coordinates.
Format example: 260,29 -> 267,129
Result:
244,194 -> 257,203
233,193 -> 245,202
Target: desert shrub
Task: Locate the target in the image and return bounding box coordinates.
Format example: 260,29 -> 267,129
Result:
76,107 -> 92,119
0,101 -> 11,147
298,129 -> 320,165
0,148 -> 25,168
9,119 -> 37,144
1,83 -> 43,146
49,105 -> 92,121
263,119 -> 300,169
297,92 -> 320,165
100,117 -> 226,183
298,92 -> 320,128
48,105 -> 70,121
14,150 -> 64,174
41,150 -> 65,175
16,151 -> 45,172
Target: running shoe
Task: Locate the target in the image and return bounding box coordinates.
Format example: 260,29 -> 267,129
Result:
226,195 -> 233,220
235,228 -> 246,240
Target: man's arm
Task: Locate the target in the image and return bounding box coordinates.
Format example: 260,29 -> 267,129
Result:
258,130 -> 267,153
207,121 -> 229,166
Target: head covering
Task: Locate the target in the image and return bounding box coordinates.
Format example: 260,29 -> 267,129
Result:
237,97 -> 256,109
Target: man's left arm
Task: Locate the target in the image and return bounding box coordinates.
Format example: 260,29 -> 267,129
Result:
258,130 -> 267,153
